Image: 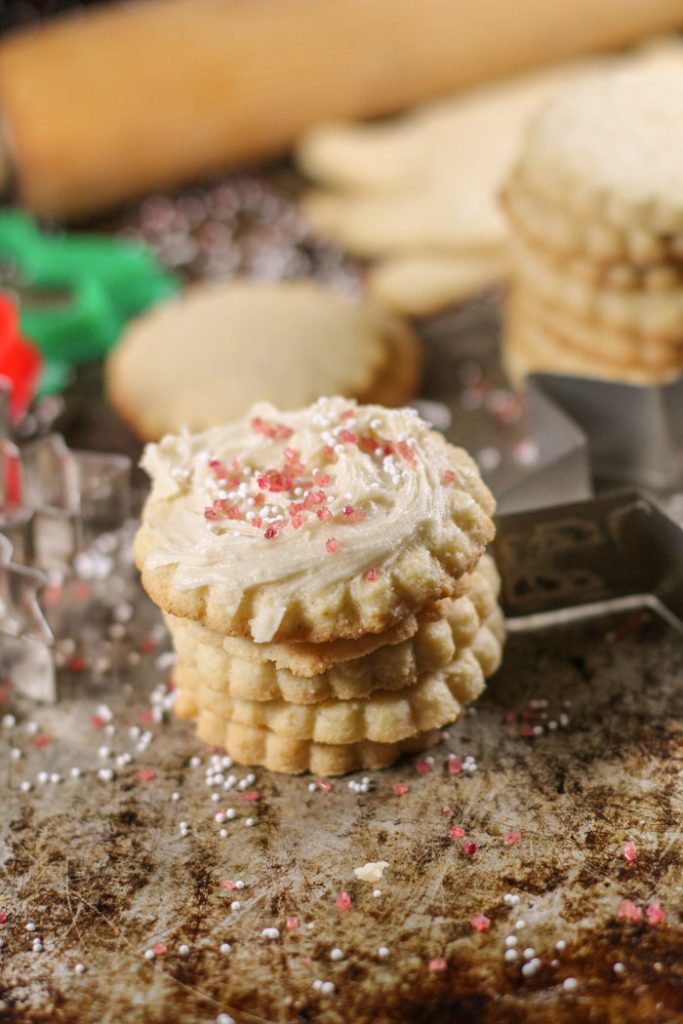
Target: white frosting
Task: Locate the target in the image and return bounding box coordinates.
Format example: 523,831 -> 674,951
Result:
140,398 -> 474,641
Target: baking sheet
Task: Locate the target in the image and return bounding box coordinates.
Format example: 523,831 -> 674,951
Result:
1,605 -> 682,1023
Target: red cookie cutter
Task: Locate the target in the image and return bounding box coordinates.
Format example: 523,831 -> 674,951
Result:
0,293 -> 42,422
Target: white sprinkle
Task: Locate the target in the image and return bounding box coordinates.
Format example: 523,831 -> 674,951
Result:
219,829 -> 228,838
372,889 -> 382,898
20,780 -> 32,792
171,792 -> 180,802
10,748 -> 21,761
70,766 -> 82,779
26,922 -> 36,932
523,947 -> 536,960
37,771 -> 49,785
261,927 -> 280,940
2,714 -> 16,729
178,944 -> 190,956
190,756 -> 201,768
98,746 -> 110,759
503,893 -> 520,906
522,958 -> 541,978
226,808 -> 236,820
312,980 -> 322,991
215,811 -> 226,824
74,963 -> 86,974
505,935 -> 518,948
330,948 -> 344,961
504,949 -> 518,962
219,942 -> 231,955
308,782 -> 317,792
216,1015 -> 235,1024
563,977 -> 578,992
515,919 -> 526,930
378,947 -> 390,959
245,817 -> 255,827
235,880 -> 244,890
26,721 -> 39,734
144,949 -> 155,961
555,940 -> 567,951
230,901 -> 241,912
613,962 -> 625,974
98,768 -> 114,782
50,773 -> 61,785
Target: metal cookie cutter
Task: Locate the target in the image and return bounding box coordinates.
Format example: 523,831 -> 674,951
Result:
528,371 -> 683,493
418,299 -> 592,513
0,387 -> 134,701
495,490 -> 683,632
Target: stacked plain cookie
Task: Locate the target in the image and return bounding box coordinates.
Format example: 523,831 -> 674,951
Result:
502,65 -> 683,387
136,397 -> 501,774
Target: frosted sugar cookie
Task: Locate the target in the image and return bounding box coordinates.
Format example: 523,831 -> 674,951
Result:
136,397 -> 496,643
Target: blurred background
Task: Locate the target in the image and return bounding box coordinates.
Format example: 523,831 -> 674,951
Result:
1,0 -> 683,496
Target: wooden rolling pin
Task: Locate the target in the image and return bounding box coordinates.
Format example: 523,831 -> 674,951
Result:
1,0 -> 682,220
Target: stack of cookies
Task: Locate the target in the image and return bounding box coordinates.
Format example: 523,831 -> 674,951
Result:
501,66 -> 683,387
136,397 -> 502,774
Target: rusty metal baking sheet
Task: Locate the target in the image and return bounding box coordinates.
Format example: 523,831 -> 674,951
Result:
1,597 -> 683,1024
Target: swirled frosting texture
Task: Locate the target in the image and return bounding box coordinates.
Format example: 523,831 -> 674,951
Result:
136,397 -> 495,642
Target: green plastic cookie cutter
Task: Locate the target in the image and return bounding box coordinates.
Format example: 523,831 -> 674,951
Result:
0,210 -> 178,392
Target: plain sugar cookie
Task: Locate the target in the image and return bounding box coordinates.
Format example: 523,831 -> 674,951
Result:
106,279 -> 421,440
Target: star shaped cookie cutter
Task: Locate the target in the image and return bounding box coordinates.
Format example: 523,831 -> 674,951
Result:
418,298 -> 592,513
0,379 -> 134,701
528,370 -> 683,492
495,489 -> 683,632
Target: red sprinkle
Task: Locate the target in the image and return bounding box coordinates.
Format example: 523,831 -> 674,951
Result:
340,409 -> 355,420
220,879 -> 238,890
0,912 -> 6,924
441,470 -> 458,484
366,568 -> 377,582
462,842 -> 478,857
326,538 -> 341,554
415,759 -> 433,776
441,806 -> 452,815
518,724 -> 536,738
428,957 -> 447,974
286,916 -> 299,931
338,429 -> 358,444
33,733 -> 53,749
151,942 -> 167,957
397,440 -> 417,466
449,826 -> 465,839
137,768 -> 156,782
392,782 -> 409,796
623,842 -> 637,862
504,831 -> 522,847
264,527 -> 279,540
313,471 -> 332,487
90,715 -> 106,730
336,891 -> 352,911
471,914 -> 491,933
241,790 -> 260,802
315,778 -> 333,793
316,507 -> 333,522
617,899 -> 642,922
342,505 -> 366,523
139,638 -> 156,655
647,901 -> 665,925
66,656 -> 86,673
447,756 -> 464,776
